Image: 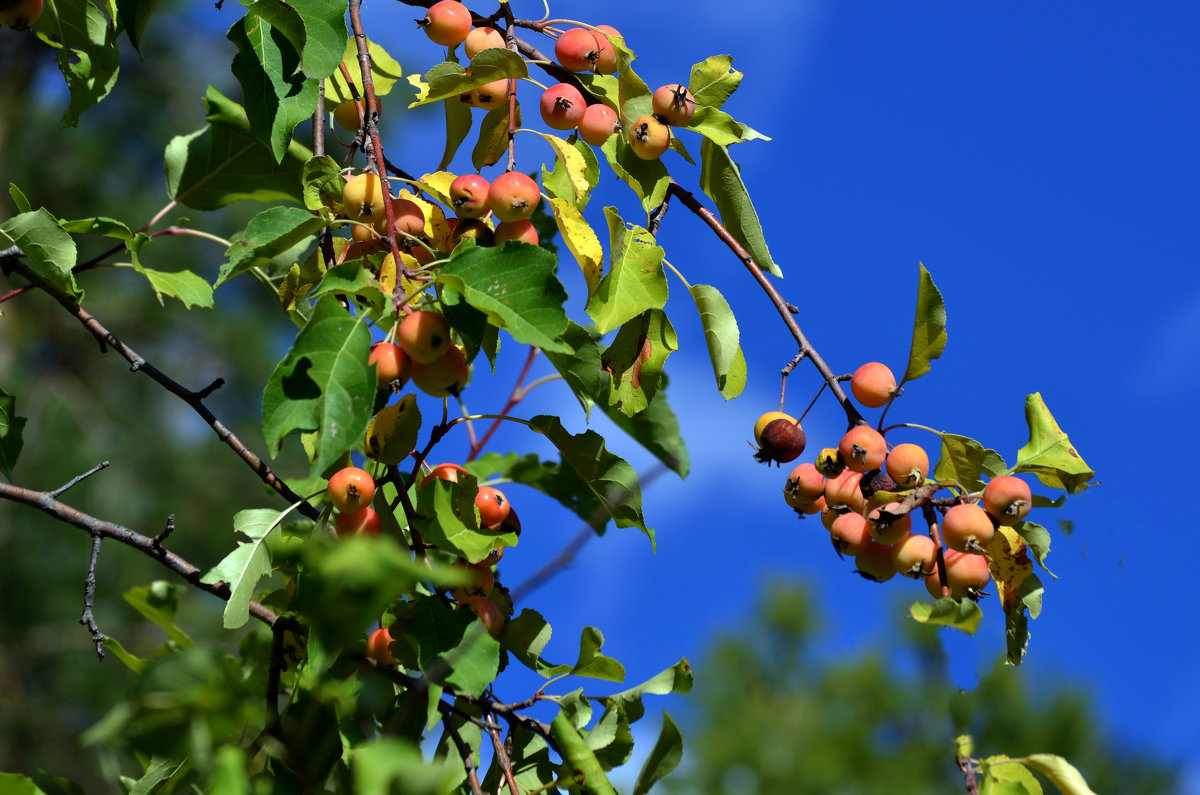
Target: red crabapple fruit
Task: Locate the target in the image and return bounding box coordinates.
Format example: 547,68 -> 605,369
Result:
554,27 -> 601,72
421,462 -> 469,488
784,462 -> 827,509
328,466 -> 375,512
0,0 -> 41,29
343,173 -> 387,222
494,220 -> 539,245
590,25 -> 621,74
463,594 -> 506,637
411,346 -> 470,397
464,26 -> 505,58
449,174 -> 491,219
419,0 -> 472,47
578,104 -> 621,146
336,507 -> 383,537
830,512 -> 872,557
885,442 -> 929,487
866,502 -> 911,545
891,533 -> 938,578
366,627 -> 397,664
855,541 -> 897,582
476,486 -> 511,529
824,468 -> 866,514
540,83 -> 586,130
941,502 -> 995,552
488,171 -> 541,222
368,342 -> 410,387
851,362 -> 897,408
397,310 -> 452,364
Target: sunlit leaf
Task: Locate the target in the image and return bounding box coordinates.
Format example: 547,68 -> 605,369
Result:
587,208 -> 667,335
200,509 -> 285,629
909,597 -> 982,634
688,55 -> 742,110
602,309 -> 676,417
698,139 -> 780,277
633,711 -> 684,795
0,209 -> 80,300
934,433 -> 1007,493
363,394 -> 421,465
550,712 -> 619,795
902,263 -> 947,383
1015,393 -> 1095,493
33,0 -> 120,127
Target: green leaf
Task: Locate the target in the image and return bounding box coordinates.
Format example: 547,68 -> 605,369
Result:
102,636 -> 149,674
415,478 -> 519,563
410,50 -> 527,108
206,746 -> 250,795
435,244 -> 572,353
980,757 -> 1044,795
123,582 -> 192,647
0,209 -> 80,300
1004,573 -> 1045,667
59,216 -> 133,240
909,597 -> 982,634
228,13 -> 319,165
0,772 -> 50,794
595,659 -> 693,723
934,433 -> 1007,493
500,609 -> 570,677
439,87 -> 474,171
115,0 -> 159,54
529,415 -> 653,545
606,388 -> 690,477
687,105 -> 770,146
1022,754 -> 1099,795
308,261 -> 389,314
33,0 -> 120,127
8,183 -> 31,213
0,388 -> 27,481
571,626 -> 626,682
325,36 -> 404,102
301,155 -> 344,214
128,756 -> 187,795
688,283 -> 741,393
472,104 -> 516,170
612,37 -> 651,124
602,309 -> 677,417
601,134 -> 669,216
550,712 -> 619,795
543,134 -> 600,211
482,727 -> 560,795
698,139 -> 781,277
394,596 -> 500,697
220,208 -> 324,288
352,737 -> 458,795
633,711 -> 684,795
1015,521 -> 1053,573
587,703 -> 634,770
903,263 -> 947,383
165,86 -> 312,211
587,208 -> 667,334
1015,393 -> 1094,493
132,267 -> 214,309
200,509 -> 285,629
687,55 -> 742,111
261,296 -> 374,475
246,0 -> 346,80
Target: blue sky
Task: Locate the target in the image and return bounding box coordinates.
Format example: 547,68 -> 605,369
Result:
356,0 -> 1199,785
163,0 -> 1200,787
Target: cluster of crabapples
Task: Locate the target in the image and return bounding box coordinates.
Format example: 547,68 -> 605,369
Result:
326,460 -> 518,652
348,0 -> 696,161
755,362 -> 1033,601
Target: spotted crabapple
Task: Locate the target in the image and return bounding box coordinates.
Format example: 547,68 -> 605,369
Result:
578,103 -> 620,146
982,475 -> 1032,526
628,115 -> 671,160
494,220 -> 539,245
851,362 -> 898,408
885,442 -> 930,487
941,502 -> 995,552
397,310 -> 452,364
463,26 -> 505,58
328,466 -> 375,512
540,83 -> 586,130
418,0 -> 472,47
488,171 -> 541,223
449,174 -> 491,219
651,84 -> 696,126
838,425 -> 887,473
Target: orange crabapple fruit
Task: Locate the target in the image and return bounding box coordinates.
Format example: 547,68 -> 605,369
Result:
342,173 -> 387,223
855,541 -> 898,583
891,533 -> 938,578
578,103 -> 620,146
397,310 -> 452,364
366,627 -> 397,665
383,198 -> 426,238
333,100 -> 362,132
418,0 -> 472,47
480,546 -> 505,566
829,512 -> 872,557
475,486 -> 511,529
838,425 -> 887,473
540,83 -> 586,130
327,466 -> 375,512
463,77 -> 510,110
494,220 -> 539,245
628,115 -> 670,160
866,502 -> 912,545
651,84 -> 696,126
754,418 -> 806,466
488,171 -> 541,222
941,502 -> 995,552
421,462 -> 469,488
449,174 -> 491,219
463,26 -> 505,58
820,506 -> 843,532
885,442 -> 930,487
368,342 -> 410,388
945,549 -> 992,594
784,462 -> 827,509
850,362 -> 898,408
982,475 -> 1032,526
824,468 -> 866,514
336,507 -> 382,537
463,594 -> 506,637
450,560 -> 495,601
411,345 -> 470,397
554,27 -> 602,72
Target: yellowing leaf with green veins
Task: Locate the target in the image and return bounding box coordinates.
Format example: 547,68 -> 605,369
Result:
985,526 -> 1033,613
533,131 -> 591,204
364,395 -> 421,465
548,197 -> 603,297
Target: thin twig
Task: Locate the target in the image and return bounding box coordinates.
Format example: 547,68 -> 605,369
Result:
49,460 -> 110,498
486,717 -> 522,795
79,532 -> 106,660
467,346 -> 538,462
